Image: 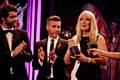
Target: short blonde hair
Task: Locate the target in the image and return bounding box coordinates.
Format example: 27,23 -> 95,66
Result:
46,15 -> 61,23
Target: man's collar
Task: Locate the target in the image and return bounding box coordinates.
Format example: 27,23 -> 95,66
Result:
2,26 -> 14,31
48,36 -> 59,41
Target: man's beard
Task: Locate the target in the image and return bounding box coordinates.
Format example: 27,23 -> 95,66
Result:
6,22 -> 15,28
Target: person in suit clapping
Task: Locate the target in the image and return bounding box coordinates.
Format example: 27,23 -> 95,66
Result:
32,15 -> 68,80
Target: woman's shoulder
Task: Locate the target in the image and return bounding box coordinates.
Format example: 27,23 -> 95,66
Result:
97,34 -> 105,40
72,35 -> 77,41
96,34 -> 106,44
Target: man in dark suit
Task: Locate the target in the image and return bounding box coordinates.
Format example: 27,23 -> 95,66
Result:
32,16 -> 68,80
0,4 -> 32,80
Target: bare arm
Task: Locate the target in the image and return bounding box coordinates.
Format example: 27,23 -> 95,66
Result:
89,48 -> 120,59
91,35 -> 108,65
64,39 -> 76,64
64,49 -> 72,64
99,51 -> 120,59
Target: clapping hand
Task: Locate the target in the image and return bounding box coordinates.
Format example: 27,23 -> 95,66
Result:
12,41 -> 27,57
38,47 -> 45,62
49,50 -> 57,63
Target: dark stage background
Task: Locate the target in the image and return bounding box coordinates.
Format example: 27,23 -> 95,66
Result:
40,0 -> 120,39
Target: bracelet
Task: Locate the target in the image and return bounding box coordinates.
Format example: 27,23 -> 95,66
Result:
88,57 -> 92,63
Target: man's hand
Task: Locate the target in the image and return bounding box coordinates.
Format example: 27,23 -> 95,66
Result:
49,50 -> 57,63
38,47 -> 45,62
12,41 -> 27,57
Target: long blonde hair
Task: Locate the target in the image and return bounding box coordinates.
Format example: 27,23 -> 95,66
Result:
75,10 -> 98,44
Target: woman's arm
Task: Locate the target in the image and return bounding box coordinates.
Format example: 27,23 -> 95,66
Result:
91,35 -> 108,65
64,49 -> 72,64
89,48 -> 120,59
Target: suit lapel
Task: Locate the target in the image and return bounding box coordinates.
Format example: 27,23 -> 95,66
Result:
56,38 -> 62,49
42,39 -> 48,63
43,39 -> 47,54
55,38 -> 63,56
0,27 -> 10,50
56,38 -> 63,49
12,30 -> 20,50
3,35 -> 10,50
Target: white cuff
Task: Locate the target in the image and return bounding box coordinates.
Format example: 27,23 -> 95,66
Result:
38,59 -> 43,65
11,51 -> 14,58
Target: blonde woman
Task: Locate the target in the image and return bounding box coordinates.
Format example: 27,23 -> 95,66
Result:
64,10 -> 107,80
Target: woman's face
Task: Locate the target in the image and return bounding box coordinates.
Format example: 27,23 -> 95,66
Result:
79,13 -> 91,32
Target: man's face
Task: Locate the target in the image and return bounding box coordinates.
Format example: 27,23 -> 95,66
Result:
5,11 -> 17,28
46,20 -> 61,38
